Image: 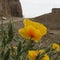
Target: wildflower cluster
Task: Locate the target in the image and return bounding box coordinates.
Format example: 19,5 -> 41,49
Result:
0,19 -> 60,60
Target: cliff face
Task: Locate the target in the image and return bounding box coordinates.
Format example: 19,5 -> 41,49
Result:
0,0 -> 23,17
34,8 -> 60,29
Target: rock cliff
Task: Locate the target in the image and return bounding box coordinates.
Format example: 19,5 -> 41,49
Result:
0,0 -> 23,17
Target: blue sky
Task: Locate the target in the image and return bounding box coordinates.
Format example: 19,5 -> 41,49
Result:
20,0 -> 60,18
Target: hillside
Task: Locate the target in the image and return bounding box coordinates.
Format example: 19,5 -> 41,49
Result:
33,8 -> 60,29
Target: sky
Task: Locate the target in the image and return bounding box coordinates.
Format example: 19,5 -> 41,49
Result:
20,0 -> 60,18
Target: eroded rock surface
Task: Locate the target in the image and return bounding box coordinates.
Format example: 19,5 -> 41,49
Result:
0,0 -> 23,17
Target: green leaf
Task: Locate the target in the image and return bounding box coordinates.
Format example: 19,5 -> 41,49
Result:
45,45 -> 51,53
0,19 -> 7,46
2,30 -> 8,46
8,20 -> 14,43
4,49 -> 10,60
17,42 -> 22,56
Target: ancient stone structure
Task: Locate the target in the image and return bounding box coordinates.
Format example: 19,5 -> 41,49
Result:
0,0 -> 23,17
34,8 -> 60,29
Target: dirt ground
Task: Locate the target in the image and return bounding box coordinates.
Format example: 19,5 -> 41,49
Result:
0,17 -> 60,60
0,17 -> 60,44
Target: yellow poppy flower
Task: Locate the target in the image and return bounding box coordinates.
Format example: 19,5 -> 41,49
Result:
12,46 -> 17,50
39,49 -> 49,60
52,43 -> 60,52
23,19 -> 47,36
28,50 -> 39,60
18,19 -> 47,42
19,25 -> 42,42
28,50 -> 49,60
39,49 -> 45,54
40,54 -> 49,60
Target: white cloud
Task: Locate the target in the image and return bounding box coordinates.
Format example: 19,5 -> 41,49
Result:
20,0 -> 60,18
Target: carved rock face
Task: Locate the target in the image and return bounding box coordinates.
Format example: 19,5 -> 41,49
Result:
0,0 -> 23,17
